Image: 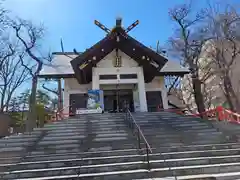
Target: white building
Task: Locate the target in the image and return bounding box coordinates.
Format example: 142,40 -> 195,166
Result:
39,19 -> 189,116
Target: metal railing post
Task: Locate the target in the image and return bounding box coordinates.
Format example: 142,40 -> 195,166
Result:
146,144 -> 150,170
137,129 -> 141,149
131,120 -> 134,133
55,112 -> 58,121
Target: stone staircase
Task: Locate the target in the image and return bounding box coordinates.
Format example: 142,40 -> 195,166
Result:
132,112 -> 240,179
0,112 -> 240,179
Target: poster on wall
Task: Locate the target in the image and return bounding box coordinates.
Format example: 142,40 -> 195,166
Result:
76,90 -> 104,114
133,89 -> 140,112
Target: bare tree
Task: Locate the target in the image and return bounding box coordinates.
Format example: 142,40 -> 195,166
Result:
10,19 -> 51,132
0,53 -> 31,112
203,2 -> 240,112
0,4 -> 13,70
41,78 -> 63,111
168,3 -> 211,116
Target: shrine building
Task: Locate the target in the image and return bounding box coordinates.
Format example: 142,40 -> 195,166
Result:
39,18 -> 189,115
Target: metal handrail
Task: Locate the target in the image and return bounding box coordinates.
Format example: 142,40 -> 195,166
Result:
125,109 -> 152,169
56,104 -> 74,120
127,109 -> 152,152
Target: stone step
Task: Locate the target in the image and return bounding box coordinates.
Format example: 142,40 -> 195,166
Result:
0,141 -> 34,148
0,134 -> 41,144
147,140 -> 228,147
150,161 -> 240,177
0,160 -> 146,179
136,119 -> 209,127
141,129 -> 221,134
148,139 -> 233,148
6,169 -> 150,180
3,161 -> 240,180
141,131 -> 222,137
0,154 -> 143,171
34,143 -> 138,154
0,148 -> 142,163
135,130 -> 217,136
144,134 -> 226,143
11,142 -> 240,161
3,143 -> 240,167
146,137 -> 227,145
137,123 -> 211,128
135,119 -> 205,124
150,154 -> 240,169
40,125 -> 128,131
41,133 -> 130,141
47,120 -> 125,124
2,143 -> 239,170
26,148 -> 141,161
137,171 -> 240,180
43,131 -> 129,138
153,148 -> 240,160
146,142 -> 238,154
3,151 -> 240,174
36,138 -> 134,147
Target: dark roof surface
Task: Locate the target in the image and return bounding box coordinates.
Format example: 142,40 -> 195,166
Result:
70,27 -> 168,84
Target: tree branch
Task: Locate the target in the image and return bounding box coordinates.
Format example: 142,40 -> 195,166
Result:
42,83 -> 58,95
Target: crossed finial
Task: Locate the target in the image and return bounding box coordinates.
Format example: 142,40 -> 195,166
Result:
94,18 -> 139,34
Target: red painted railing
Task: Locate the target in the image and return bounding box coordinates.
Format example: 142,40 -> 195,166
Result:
157,104 -> 240,124
50,104 -> 75,121
157,105 -> 185,115
194,106 -> 240,124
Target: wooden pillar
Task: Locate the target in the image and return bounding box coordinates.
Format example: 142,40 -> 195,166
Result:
57,78 -> 63,112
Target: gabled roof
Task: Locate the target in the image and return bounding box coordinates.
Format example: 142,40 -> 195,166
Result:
159,60 -> 189,76
38,20 -> 189,81
70,27 -> 168,84
39,53 -> 77,79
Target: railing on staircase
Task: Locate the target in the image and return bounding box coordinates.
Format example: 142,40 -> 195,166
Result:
194,106 -> 240,124
54,104 -> 74,121
124,109 -> 152,169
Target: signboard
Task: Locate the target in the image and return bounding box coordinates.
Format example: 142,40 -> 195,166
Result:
76,89 -> 104,115
76,108 -> 103,114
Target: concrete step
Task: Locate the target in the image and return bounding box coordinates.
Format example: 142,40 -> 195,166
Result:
40,125 -> 128,131
0,154 -> 144,171
0,160 -> 147,179
3,149 -> 240,173
148,139 -> 234,149
135,119 -> 205,124
0,148 -> 142,163
3,162 -> 240,180
2,169 -> 150,180
150,154 -> 240,169
136,172 -> 240,180
150,161 -> 240,177
24,142 -> 240,161
155,142 -> 240,153
3,143 -> 240,168
141,131 -> 222,137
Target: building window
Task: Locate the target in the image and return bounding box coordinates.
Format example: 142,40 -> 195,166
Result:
146,91 -> 162,112
120,74 -> 137,79
99,75 -> 117,80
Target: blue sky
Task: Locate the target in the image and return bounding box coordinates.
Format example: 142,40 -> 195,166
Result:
4,0 -> 240,53
3,0 -> 207,53
3,0 -> 239,97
